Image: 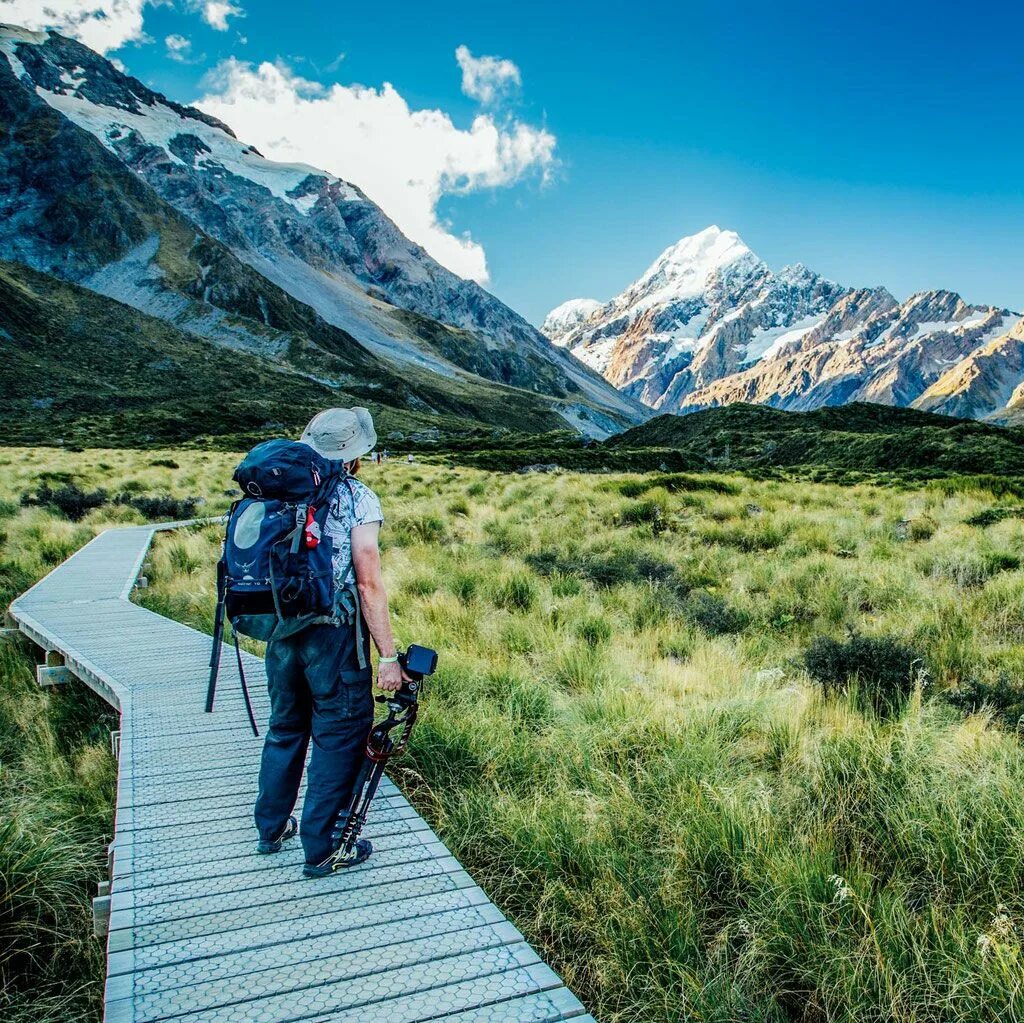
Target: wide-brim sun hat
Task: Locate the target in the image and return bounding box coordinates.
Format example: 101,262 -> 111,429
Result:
300,407 -> 377,463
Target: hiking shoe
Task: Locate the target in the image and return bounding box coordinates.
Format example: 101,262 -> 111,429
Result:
303,839 -> 372,877
256,815 -> 297,855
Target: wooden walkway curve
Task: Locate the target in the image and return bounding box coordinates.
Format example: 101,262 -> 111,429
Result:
8,523 -> 591,1023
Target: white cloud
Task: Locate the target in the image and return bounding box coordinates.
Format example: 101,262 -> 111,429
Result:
0,0 -> 148,53
193,0 -> 242,31
197,57 -> 555,282
455,44 -> 520,106
1,0 -> 241,51
165,32 -> 191,60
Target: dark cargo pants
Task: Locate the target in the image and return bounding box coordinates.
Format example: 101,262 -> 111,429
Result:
254,623 -> 373,865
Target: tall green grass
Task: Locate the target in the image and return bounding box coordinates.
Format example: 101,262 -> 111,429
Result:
9,447 -> 1024,1020
0,448 -> 235,1020
139,458 -> 1024,1021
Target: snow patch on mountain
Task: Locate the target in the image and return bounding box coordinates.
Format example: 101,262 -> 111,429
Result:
629,226 -> 753,310
744,314 -> 826,364
542,298 -> 602,343
37,84 -> 355,214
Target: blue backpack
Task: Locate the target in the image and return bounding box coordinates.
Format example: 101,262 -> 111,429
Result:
205,440 -> 359,732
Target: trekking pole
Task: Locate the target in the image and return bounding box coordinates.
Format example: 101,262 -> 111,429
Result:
335,645 -> 436,858
206,557 -> 227,713
232,631 -> 260,738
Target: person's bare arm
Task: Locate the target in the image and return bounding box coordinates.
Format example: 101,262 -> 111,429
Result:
351,521 -> 408,691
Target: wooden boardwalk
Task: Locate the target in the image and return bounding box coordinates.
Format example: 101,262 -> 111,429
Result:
8,524 -> 591,1023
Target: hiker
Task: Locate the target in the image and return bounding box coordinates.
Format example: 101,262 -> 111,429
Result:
253,407 -> 410,877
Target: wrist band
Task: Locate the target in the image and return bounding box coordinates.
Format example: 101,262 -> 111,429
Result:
378,654 -> 399,664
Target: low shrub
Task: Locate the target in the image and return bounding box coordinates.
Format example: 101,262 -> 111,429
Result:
804,632 -> 926,715
616,473 -> 738,498
115,494 -> 199,520
684,589 -> 748,636
527,545 -> 680,592
23,483 -> 107,521
908,513 -> 938,541
965,506 -> 1024,527
945,673 -> 1024,731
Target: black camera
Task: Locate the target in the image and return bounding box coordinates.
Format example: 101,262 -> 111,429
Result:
383,644 -> 437,708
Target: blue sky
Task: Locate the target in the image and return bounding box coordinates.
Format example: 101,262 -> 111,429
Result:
29,0 -> 1024,324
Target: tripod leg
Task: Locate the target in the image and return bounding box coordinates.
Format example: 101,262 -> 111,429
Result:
206,558 -> 227,713
337,758 -> 387,855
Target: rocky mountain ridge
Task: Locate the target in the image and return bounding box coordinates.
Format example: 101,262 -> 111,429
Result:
0,24 -> 643,437
545,226 -> 1021,422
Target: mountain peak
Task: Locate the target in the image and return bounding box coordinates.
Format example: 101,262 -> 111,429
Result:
632,226 -> 756,305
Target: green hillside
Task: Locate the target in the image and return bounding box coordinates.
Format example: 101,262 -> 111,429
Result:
0,260 -> 572,447
609,402 -> 1024,476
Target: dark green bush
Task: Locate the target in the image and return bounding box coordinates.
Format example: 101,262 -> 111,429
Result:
114,494 -> 199,520
20,485 -> 200,523
527,546 -> 679,591
149,458 -> 180,469
22,483 -> 108,521
684,589 -> 748,636
945,674 -> 1024,731
616,473 -> 738,498
804,633 -> 925,715
965,507 -> 1024,528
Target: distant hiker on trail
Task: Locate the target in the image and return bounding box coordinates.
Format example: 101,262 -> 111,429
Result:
253,407 -> 411,876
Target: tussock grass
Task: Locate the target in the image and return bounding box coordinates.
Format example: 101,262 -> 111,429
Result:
136,456 -> 1024,1021
10,447 -> 1024,1019
0,448 -> 236,1019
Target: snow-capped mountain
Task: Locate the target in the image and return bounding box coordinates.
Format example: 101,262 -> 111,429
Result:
0,25 -> 643,436
546,226 -> 846,407
544,226 -> 1021,421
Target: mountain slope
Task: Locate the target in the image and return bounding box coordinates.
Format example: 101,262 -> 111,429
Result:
0,25 -> 641,433
0,257 -> 582,446
915,319 -> 1024,420
545,226 -> 1021,421
546,226 -> 846,408
0,25 -> 642,439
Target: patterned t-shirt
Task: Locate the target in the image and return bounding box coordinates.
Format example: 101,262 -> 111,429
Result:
324,477 -> 384,587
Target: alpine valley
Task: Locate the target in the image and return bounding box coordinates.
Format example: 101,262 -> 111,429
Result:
0,25 -> 644,446
543,226 -> 1024,423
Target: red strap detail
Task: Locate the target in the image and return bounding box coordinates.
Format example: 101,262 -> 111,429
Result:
304,506 -> 320,548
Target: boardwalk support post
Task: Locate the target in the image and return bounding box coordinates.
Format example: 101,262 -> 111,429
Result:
1,611 -> 19,640
93,891 -> 111,939
135,575 -> 149,589
110,730 -> 121,759
37,650 -> 72,687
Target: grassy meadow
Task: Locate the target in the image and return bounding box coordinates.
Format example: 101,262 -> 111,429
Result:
4,447 -> 1024,1019
0,449 -> 236,1021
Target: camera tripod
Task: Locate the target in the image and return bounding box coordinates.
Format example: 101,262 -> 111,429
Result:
332,645 -> 437,861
